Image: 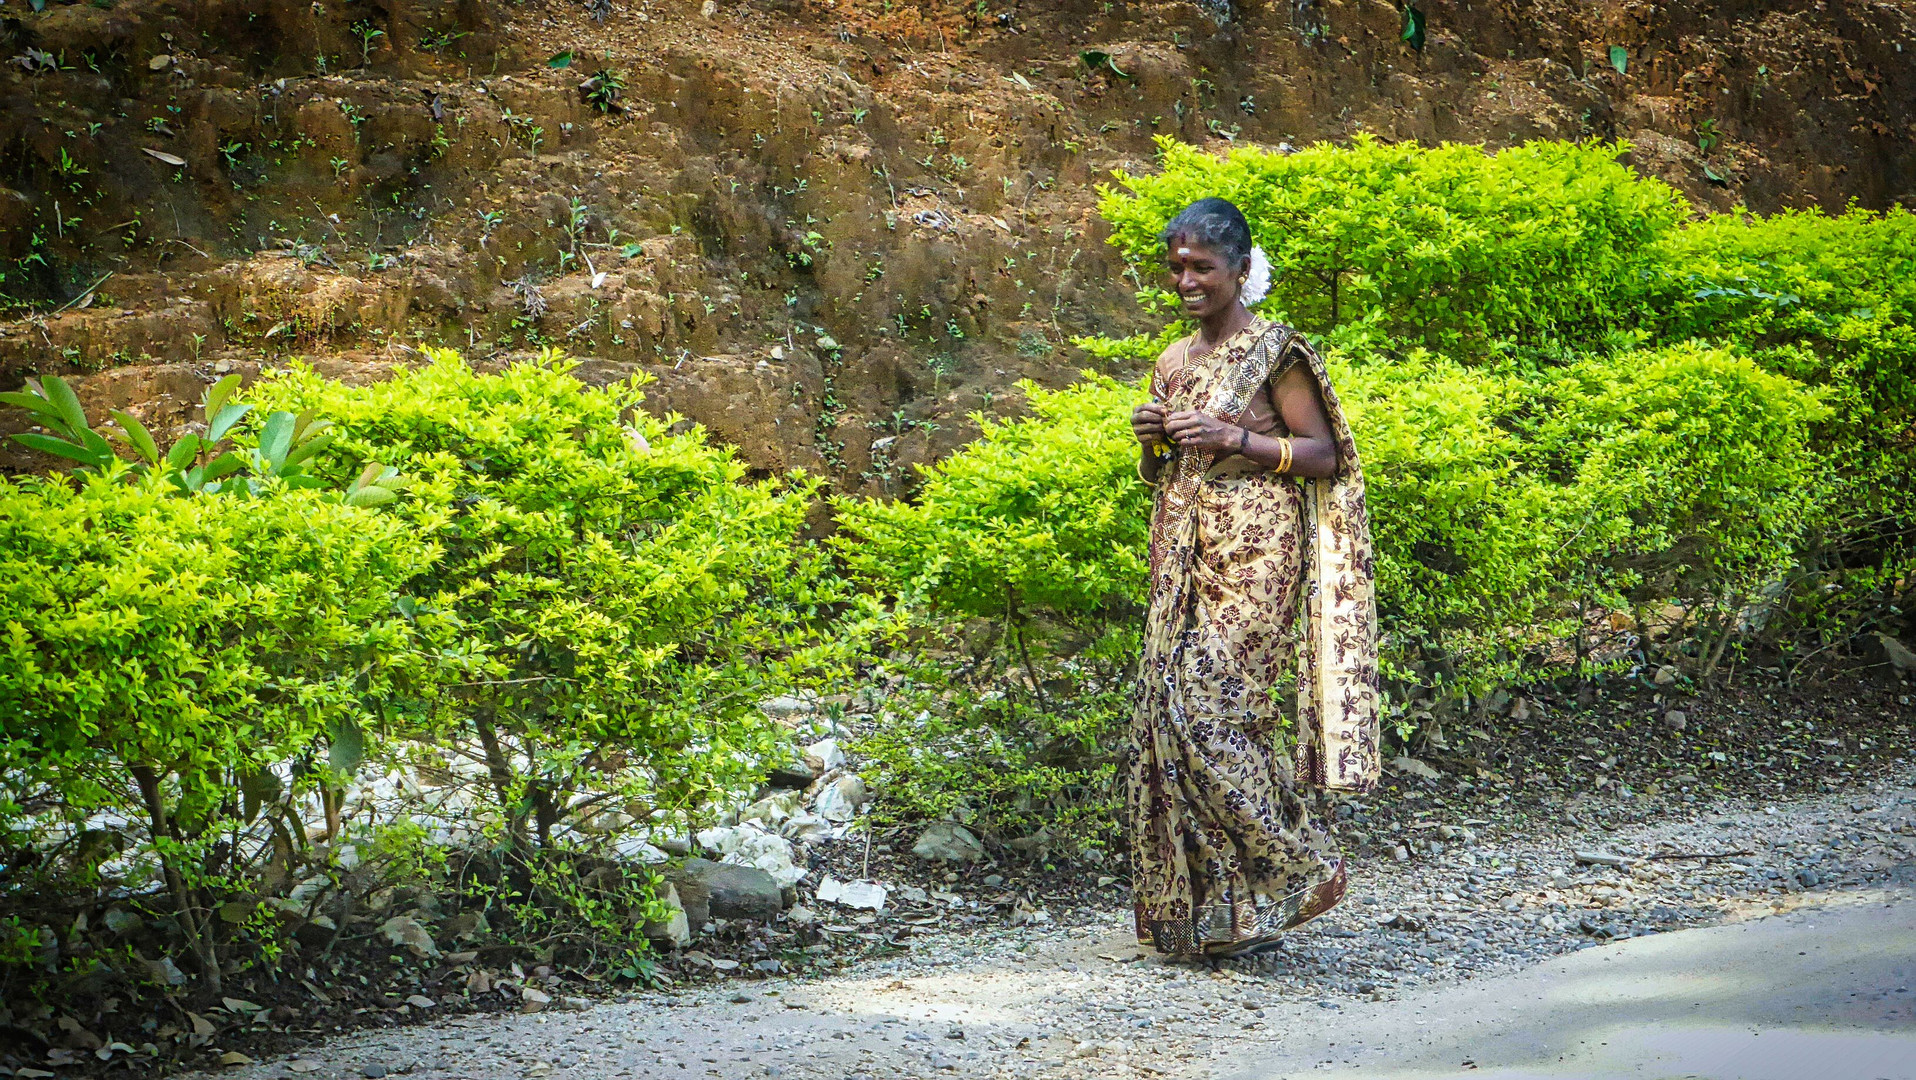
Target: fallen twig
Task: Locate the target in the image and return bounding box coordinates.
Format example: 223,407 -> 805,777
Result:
1646,849 -> 1753,861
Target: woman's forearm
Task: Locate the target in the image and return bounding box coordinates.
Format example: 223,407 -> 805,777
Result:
1139,445 -> 1164,483
1238,430 -> 1338,478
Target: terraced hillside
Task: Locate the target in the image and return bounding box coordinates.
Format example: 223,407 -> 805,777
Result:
3,0 -> 1912,486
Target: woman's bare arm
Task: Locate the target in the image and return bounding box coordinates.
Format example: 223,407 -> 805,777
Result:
1162,362 -> 1340,478
1131,340 -> 1186,483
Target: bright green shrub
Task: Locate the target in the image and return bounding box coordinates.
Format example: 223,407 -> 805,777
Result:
1649,207 -> 1916,521
249,349 -> 838,849
1521,344 -> 1830,582
833,374 -> 1148,621
834,375 -> 1148,846
1345,341 -> 1829,685
1091,135 -> 1687,356
1325,348 -> 1551,680
0,472 -> 431,986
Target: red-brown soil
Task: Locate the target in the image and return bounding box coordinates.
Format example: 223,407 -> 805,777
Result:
2,0 -> 1913,485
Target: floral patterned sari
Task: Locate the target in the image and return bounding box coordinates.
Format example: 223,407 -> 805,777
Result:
1128,317 -> 1380,956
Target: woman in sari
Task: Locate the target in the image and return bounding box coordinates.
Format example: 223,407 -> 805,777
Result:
1127,198 -> 1381,958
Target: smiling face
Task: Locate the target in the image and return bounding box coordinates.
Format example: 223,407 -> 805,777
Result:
1164,237 -> 1245,320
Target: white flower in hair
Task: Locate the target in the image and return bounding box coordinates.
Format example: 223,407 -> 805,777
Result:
1240,245 -> 1272,307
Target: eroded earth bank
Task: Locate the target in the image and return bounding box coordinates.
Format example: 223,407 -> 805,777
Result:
4,0 -> 1914,484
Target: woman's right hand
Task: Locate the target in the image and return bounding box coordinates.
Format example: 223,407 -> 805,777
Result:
1132,402 -> 1168,446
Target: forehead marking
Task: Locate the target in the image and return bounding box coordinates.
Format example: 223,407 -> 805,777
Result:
1176,247 -> 1192,256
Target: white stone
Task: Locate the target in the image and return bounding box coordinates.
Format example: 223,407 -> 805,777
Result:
377,915 -> 440,958
741,789 -> 804,827
814,774 -> 868,823
695,823 -> 805,887
781,811 -> 833,843
816,876 -> 888,911
644,883 -> 693,949
913,822 -> 985,863
803,738 -> 847,775
1388,755 -> 1442,780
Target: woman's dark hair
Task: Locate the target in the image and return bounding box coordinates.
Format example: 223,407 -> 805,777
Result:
1159,197 -> 1253,267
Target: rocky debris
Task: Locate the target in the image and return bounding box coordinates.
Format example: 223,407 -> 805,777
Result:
375,915 -> 439,959
913,822 -> 986,863
440,911 -> 489,942
813,774 -> 869,823
1389,755 -> 1442,780
670,858 -> 784,921
1573,850 -> 1631,868
782,812 -> 832,842
694,823 -> 805,887
765,764 -> 818,790
740,789 -> 803,828
643,883 -> 694,950
815,877 -> 889,912
757,695 -> 817,721
186,775 -> 1916,1080
803,738 -> 847,776
1877,632 -> 1916,680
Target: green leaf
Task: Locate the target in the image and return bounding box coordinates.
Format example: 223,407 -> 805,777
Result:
349,460 -> 388,491
292,410 -> 331,444
12,432 -> 109,467
1702,163 -> 1727,185
548,50 -> 574,69
201,451 -> 247,482
203,373 -> 242,417
257,410 -> 296,469
620,242 -> 644,258
74,424 -> 116,459
1609,45 -> 1628,75
40,376 -> 91,439
1079,50 -> 1128,78
283,433 -> 336,469
108,410 -> 161,465
0,390 -> 63,424
343,485 -> 399,508
328,719 -> 365,775
1401,6 -> 1425,51
206,402 -> 254,446
165,433 -> 201,472
238,769 -> 282,824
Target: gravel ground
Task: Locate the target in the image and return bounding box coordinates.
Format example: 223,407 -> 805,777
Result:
199,766 -> 1916,1080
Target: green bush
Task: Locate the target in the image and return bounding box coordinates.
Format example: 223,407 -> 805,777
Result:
1648,207 -> 1916,527
846,137 -> 1883,824
834,376 -> 1148,846
0,349 -> 850,994
0,472 -> 431,989
249,348 -> 841,851
834,374 -> 1148,622
1090,135 -> 1687,356
1343,341 -> 1829,687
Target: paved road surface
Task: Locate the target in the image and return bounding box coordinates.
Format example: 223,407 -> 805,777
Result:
1219,893 -> 1916,1080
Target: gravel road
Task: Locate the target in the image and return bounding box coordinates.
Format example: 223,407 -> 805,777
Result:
203,769 -> 1916,1080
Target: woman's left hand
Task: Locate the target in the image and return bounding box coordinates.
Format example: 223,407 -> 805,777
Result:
1164,410 -> 1244,454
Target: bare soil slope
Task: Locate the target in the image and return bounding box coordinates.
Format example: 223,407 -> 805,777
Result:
2,0 -> 1913,484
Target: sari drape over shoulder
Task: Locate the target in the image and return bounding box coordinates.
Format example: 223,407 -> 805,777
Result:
1128,317 -> 1380,956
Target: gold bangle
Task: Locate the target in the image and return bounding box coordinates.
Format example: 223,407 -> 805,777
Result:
1137,455 -> 1154,484
1275,437 -> 1294,474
